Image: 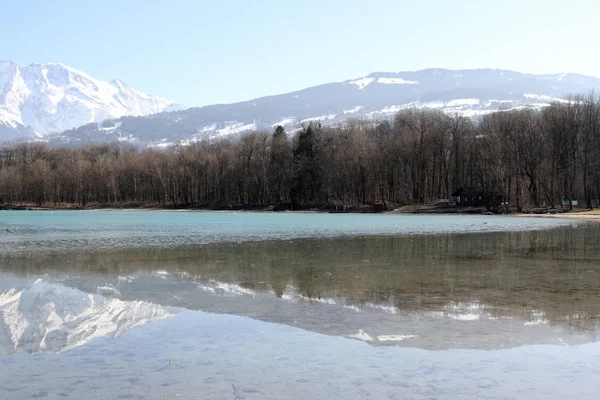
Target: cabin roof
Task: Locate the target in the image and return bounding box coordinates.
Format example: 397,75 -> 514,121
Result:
451,187 -> 502,197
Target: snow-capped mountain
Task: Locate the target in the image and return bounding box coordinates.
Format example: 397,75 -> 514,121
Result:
0,277 -> 178,355
6,67 -> 600,147
0,60 -> 183,140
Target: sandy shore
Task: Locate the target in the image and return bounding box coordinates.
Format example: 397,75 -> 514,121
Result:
4,204 -> 600,221
517,211 -> 600,221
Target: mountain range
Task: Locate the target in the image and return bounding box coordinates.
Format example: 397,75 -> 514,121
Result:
0,61 -> 182,141
2,61 -> 600,147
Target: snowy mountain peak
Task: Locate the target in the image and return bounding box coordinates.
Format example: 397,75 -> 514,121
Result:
110,78 -> 126,87
5,66 -> 600,148
0,60 -> 184,139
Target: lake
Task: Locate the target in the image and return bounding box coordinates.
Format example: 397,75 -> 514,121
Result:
1,211 -> 599,399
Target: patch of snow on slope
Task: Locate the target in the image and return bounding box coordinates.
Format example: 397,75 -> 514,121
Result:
99,122 -> 122,132
213,122 -> 257,138
272,117 -> 297,127
0,111 -> 20,128
377,77 -> 419,85
301,114 -> 336,123
488,99 -> 514,104
199,123 -> 217,132
150,141 -> 175,149
348,77 -> 375,90
523,93 -> 568,103
370,98 -> 555,119
446,98 -> 480,107
377,105 -> 403,114
343,106 -> 363,114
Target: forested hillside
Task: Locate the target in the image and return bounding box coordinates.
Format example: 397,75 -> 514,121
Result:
1,94 -> 599,211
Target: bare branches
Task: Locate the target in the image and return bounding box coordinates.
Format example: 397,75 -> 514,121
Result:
2,96 -> 600,210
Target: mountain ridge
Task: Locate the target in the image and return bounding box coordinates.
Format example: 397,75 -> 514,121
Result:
3,64 -> 600,147
0,60 -> 184,140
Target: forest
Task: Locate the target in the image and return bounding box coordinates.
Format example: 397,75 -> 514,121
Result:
1,94 -> 600,211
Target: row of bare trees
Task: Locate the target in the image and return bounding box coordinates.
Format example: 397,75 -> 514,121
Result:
1,95 -> 600,210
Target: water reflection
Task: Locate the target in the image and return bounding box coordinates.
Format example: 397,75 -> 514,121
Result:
4,310 -> 600,400
1,224 -> 600,350
0,277 -> 178,355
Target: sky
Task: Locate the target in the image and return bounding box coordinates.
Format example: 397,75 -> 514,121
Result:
1,0 -> 599,106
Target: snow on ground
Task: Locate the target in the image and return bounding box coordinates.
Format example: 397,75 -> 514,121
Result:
150,141 -> 174,149
368,97 -> 555,119
377,105 -> 404,114
180,120 -> 258,140
272,117 -> 297,127
343,106 -> 363,114
212,121 -> 257,138
0,61 -> 181,136
301,114 -> 336,123
377,77 -> 419,85
99,122 -> 122,132
488,99 -> 514,104
0,111 -> 20,127
524,93 -> 568,103
199,123 -> 217,132
348,77 -> 375,89
99,94 -> 561,150
178,137 -> 201,146
446,98 -> 480,107
116,134 -> 136,142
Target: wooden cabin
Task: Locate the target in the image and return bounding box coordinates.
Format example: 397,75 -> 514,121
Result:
451,188 -> 503,209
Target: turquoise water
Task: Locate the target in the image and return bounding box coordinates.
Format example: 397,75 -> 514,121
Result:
1,211 -> 598,399
0,210 -> 578,253
3,309 -> 600,400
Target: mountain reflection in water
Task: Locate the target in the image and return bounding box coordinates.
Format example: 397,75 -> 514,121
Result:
0,277 -> 178,355
1,224 -> 599,352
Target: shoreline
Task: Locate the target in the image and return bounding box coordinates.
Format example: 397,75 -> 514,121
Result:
515,212 -> 600,222
3,203 -> 600,221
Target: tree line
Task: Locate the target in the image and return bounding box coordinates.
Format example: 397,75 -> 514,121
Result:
1,94 -> 600,211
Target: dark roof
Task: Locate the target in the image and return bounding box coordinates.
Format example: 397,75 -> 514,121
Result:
451,187 -> 502,197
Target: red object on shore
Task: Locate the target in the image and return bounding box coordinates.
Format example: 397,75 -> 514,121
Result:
372,200 -> 385,213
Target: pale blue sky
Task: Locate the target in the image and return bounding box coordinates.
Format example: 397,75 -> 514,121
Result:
1,0 -> 598,106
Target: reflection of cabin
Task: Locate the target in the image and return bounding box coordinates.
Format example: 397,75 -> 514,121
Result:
451,188 -> 503,209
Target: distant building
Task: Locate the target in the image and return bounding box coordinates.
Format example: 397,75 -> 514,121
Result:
372,200 -> 386,213
451,188 -> 504,209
